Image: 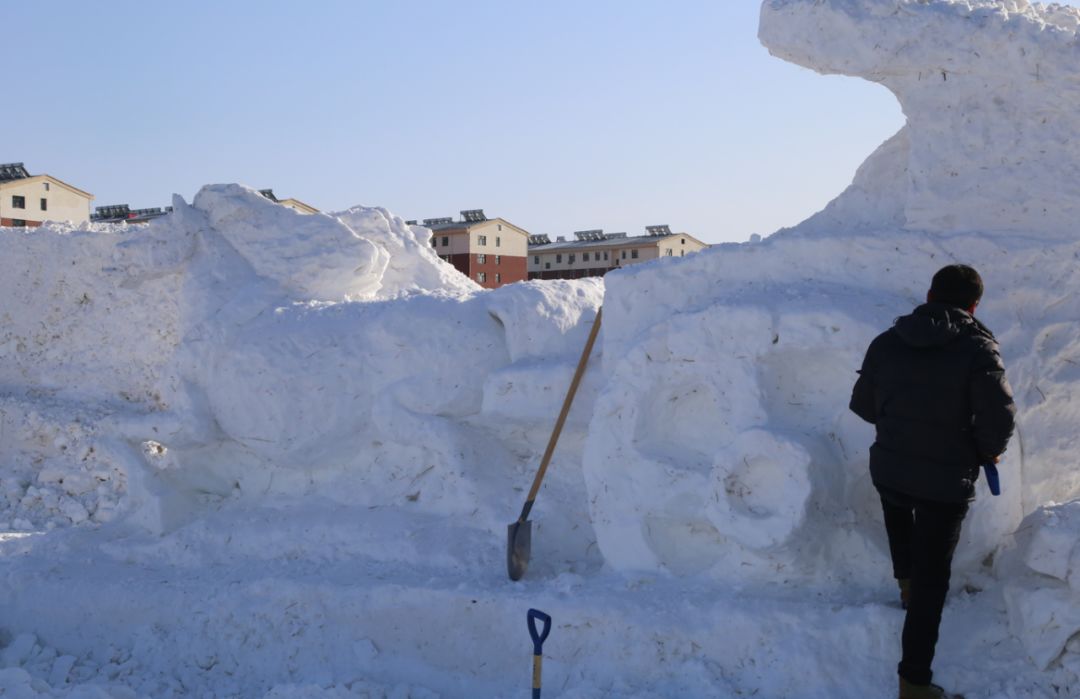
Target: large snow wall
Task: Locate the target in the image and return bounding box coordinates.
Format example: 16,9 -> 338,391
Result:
579,0 -> 1080,671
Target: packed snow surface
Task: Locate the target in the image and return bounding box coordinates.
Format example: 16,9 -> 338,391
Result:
3,1 -> 1080,696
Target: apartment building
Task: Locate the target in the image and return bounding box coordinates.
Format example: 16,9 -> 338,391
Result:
528,225 -> 708,280
416,209 -> 529,289
0,163 -> 93,227
260,189 -> 319,214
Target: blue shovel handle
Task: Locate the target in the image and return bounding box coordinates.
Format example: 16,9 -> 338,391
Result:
528,609 -> 552,698
528,608 -> 551,655
983,463 -> 1001,496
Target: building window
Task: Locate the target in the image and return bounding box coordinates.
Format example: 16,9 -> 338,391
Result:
569,254 -> 576,264
495,273 -> 501,283
498,224 -> 502,231
545,262 -> 551,270
12,219 -> 26,227
478,235 -> 488,246
495,255 -> 501,265
43,182 -> 50,192
604,251 -> 609,261
666,249 -> 673,256
431,237 -> 437,247
631,249 -> 639,259
556,254 -> 562,263
478,272 -> 487,283
12,196 -> 25,209
681,250 -> 685,257
40,199 -> 47,211
681,238 -> 686,245
442,236 -> 449,246
583,252 -> 590,262
495,237 -> 501,247
533,255 -> 539,265
478,254 -> 486,264
621,250 -> 626,260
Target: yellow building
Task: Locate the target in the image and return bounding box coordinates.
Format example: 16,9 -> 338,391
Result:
0,163 -> 93,227
260,189 -> 319,214
529,225 -> 708,279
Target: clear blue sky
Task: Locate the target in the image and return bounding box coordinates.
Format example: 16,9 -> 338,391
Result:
9,1 -> 1053,244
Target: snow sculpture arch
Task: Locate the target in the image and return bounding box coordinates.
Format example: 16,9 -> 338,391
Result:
760,0 -> 1080,237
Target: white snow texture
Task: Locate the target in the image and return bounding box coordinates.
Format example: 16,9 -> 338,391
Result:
2,2 -> 1080,697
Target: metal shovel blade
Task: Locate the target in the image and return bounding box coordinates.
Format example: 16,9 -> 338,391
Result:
507,519 -> 532,581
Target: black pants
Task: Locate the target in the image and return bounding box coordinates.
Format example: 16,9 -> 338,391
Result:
878,486 -> 969,686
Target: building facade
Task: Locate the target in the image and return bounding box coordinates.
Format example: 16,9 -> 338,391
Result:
418,209 -> 529,289
528,226 -> 708,280
0,163 -> 93,227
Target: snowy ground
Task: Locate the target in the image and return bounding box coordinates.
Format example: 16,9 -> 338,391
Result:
5,1 -> 1080,697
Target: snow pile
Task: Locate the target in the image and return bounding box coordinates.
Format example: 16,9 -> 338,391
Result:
760,0 -> 1080,237
0,184 -> 572,534
999,502 -> 1080,673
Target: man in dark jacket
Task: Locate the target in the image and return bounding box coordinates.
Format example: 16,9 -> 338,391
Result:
850,264 -> 1016,699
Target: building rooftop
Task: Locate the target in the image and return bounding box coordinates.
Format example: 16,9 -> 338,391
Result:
421,209 -> 489,231
0,163 -> 31,182
91,204 -> 172,223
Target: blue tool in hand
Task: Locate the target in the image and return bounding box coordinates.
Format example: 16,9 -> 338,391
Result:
983,462 -> 1001,496
527,609 -> 552,699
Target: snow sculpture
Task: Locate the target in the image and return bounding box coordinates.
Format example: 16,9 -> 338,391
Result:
760,0 -> 1080,237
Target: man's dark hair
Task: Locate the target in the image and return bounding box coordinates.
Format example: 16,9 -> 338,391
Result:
929,264 -> 983,309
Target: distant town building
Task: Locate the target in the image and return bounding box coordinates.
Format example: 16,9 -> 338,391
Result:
259,189 -> 319,214
528,225 -> 708,280
0,162 -> 93,227
422,209 -> 529,289
91,204 -> 173,224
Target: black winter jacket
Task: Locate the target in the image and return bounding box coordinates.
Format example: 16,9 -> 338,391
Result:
850,302 -> 1016,503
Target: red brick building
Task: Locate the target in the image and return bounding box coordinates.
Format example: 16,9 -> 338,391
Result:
416,209 -> 530,289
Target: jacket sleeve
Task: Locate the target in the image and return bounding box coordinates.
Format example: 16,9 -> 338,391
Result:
849,342 -> 877,424
970,342 -> 1016,461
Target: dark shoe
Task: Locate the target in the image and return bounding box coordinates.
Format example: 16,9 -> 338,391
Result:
898,578 -> 911,610
899,676 -> 965,699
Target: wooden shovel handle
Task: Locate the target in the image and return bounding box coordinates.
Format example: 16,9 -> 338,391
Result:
518,307 -> 603,521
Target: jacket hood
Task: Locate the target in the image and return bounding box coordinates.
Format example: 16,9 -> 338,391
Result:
893,303 -> 995,349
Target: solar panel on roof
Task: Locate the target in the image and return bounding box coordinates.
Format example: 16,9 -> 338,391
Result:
423,217 -> 453,226
259,189 -> 278,201
461,209 -> 486,222
0,163 -> 30,182
574,229 -> 604,241
646,225 -> 672,236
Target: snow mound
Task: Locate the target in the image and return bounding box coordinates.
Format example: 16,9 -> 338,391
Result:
0,185 -> 538,533
999,501 -> 1080,672
760,0 -> 1080,237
